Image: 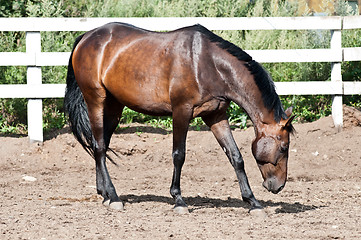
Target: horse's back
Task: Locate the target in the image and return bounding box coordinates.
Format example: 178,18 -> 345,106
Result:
72,22 -> 216,116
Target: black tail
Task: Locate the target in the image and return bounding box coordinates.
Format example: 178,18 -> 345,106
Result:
64,34 -> 96,158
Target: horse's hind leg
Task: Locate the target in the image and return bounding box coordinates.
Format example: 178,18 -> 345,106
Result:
99,94 -> 124,208
202,112 -> 263,211
103,93 -> 124,151
86,92 -> 124,210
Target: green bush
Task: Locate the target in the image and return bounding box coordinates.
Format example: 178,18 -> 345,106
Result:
0,0 -> 360,134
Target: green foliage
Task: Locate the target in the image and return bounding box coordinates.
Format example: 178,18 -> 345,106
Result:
281,95 -> 332,122
0,0 -> 360,134
42,99 -> 66,131
0,98 -> 27,134
146,117 -> 173,130
342,29 -> 361,82
227,102 -> 248,128
120,107 -> 151,124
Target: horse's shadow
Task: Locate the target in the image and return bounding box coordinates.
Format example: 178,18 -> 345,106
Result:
119,194 -> 322,214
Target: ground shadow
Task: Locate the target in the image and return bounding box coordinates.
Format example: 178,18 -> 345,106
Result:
44,126 -> 71,141
0,126 -> 71,141
261,200 -> 324,214
119,194 -> 323,214
0,133 -> 27,138
115,125 -> 172,135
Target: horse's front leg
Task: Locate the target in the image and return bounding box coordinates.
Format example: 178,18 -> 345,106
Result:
169,107 -> 192,214
202,113 -> 263,211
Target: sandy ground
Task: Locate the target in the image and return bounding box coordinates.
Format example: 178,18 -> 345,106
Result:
1,106 -> 361,239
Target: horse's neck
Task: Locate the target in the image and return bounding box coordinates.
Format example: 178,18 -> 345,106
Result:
221,60 -> 274,128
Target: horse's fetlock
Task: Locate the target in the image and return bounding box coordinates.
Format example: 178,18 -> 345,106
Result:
96,188 -> 102,195
170,188 -> 181,198
95,146 -> 106,153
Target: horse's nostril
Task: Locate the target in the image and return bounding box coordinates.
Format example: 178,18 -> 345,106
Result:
262,180 -> 273,191
277,184 -> 285,193
263,179 -> 285,194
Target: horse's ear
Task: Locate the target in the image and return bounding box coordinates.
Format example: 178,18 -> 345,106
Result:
282,115 -> 295,133
285,106 -> 293,118
286,115 -> 295,125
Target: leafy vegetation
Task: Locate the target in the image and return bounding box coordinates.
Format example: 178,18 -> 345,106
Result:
0,0 -> 360,134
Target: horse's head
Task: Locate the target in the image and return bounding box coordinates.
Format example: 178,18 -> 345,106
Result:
252,107 -> 295,194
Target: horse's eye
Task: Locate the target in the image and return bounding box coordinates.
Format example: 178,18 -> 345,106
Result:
280,145 -> 288,153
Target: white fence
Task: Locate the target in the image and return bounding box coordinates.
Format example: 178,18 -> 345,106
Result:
0,17 -> 361,142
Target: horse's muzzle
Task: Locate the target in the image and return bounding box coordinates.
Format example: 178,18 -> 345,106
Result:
262,177 -> 285,194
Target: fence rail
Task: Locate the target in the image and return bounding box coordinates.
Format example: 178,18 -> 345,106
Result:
0,17 -> 360,142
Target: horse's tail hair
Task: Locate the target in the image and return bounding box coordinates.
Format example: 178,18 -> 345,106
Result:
64,34 -> 96,159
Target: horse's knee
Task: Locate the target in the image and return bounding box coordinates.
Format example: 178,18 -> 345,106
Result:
172,149 -> 185,164
232,155 -> 245,170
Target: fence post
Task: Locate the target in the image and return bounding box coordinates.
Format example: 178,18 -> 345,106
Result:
330,29 -> 343,131
26,31 -> 43,143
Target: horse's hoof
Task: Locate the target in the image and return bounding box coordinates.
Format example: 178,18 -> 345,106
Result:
102,199 -> 110,207
249,208 -> 267,218
109,201 -> 124,211
173,206 -> 189,214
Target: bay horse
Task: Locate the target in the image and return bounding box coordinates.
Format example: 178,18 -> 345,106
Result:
64,22 -> 295,213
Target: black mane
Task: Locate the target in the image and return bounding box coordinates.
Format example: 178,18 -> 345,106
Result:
193,24 -> 287,122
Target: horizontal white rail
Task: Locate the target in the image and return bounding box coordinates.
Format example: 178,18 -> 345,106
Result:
343,47 -> 361,61
0,84 -> 66,98
0,49 -> 346,66
343,16 -> 361,29
2,48 -> 358,66
0,16 -> 360,141
1,82 -> 360,98
0,52 -> 35,66
344,82 -> 361,95
247,49 -> 343,63
0,16 -> 342,31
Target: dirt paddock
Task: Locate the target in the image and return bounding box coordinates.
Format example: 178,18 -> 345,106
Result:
1,107 -> 361,239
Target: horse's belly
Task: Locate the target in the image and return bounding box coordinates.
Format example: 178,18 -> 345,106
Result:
109,87 -> 172,116
128,102 -> 173,116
